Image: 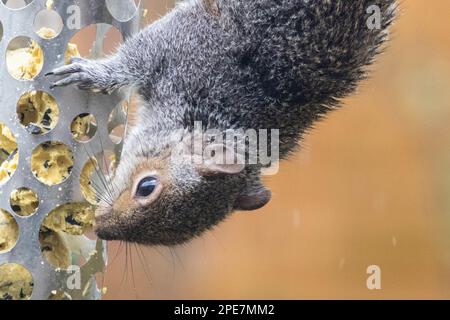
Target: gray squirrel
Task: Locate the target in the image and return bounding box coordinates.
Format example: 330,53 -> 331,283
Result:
48,0 -> 397,245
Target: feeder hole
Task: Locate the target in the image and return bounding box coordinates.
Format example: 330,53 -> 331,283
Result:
106,0 -> 140,22
0,263 -> 33,300
70,113 -> 98,142
2,0 -> 33,9
6,36 -> 44,80
10,187 -> 39,217
67,23 -> 123,61
31,141 -> 73,186
0,209 -> 18,253
34,9 -> 64,39
0,122 -> 19,185
17,91 -> 60,135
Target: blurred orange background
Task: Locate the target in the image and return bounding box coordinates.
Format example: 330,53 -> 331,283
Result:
101,0 -> 450,299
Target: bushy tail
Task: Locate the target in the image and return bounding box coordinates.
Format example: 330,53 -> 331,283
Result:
224,0 -> 398,110
296,0 -> 398,107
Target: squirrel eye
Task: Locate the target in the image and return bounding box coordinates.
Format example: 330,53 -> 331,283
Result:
135,177 -> 158,198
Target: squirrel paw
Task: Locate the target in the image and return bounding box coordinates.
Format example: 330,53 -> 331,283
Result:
47,57 -> 117,94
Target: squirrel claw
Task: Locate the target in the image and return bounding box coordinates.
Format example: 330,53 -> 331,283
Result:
48,63 -> 84,76
46,58 -> 116,94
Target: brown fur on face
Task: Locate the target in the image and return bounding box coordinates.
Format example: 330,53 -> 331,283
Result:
95,155 -> 173,241
203,0 -> 220,17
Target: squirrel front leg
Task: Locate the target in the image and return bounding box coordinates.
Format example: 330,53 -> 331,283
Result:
47,22 -> 164,93
46,0 -> 221,94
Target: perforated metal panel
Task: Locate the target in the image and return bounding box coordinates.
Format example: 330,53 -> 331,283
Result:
0,0 -> 140,300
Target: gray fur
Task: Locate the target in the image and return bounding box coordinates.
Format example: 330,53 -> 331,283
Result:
50,0 -> 397,245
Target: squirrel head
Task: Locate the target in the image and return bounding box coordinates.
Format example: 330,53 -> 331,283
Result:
94,128 -> 271,246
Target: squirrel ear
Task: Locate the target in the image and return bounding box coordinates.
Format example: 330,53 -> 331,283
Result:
196,144 -> 245,176
234,184 -> 271,211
